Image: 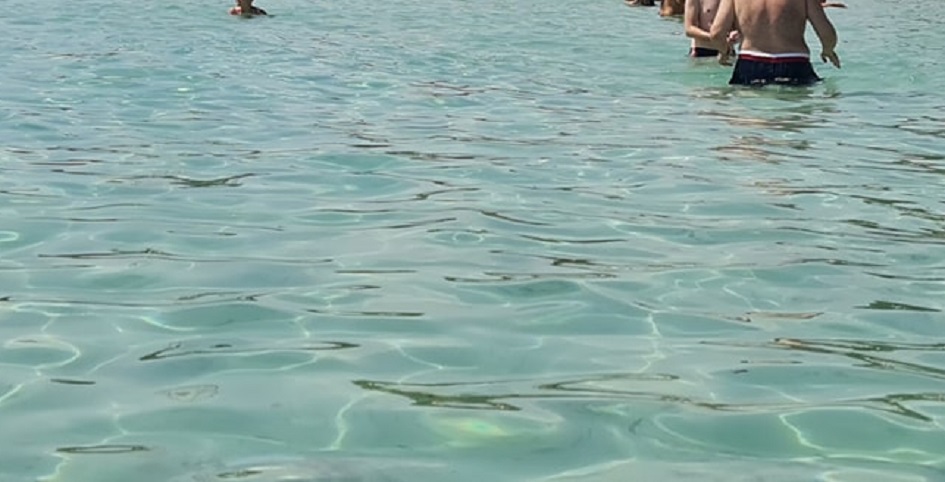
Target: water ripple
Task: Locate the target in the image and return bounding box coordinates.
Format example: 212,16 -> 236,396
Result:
3,0 -> 945,480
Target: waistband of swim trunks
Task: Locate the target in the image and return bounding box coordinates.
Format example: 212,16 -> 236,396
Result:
737,50 -> 810,62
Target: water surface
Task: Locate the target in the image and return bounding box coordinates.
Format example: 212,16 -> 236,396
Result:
2,0 -> 945,480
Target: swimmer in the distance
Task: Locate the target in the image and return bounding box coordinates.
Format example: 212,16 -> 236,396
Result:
230,0 -> 267,16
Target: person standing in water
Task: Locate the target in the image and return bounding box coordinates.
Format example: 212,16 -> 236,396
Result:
684,0 -> 730,58
709,0 -> 840,86
230,0 -> 267,16
684,0 -> 842,60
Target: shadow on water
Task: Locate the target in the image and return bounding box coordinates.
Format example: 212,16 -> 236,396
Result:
355,336 -> 945,423
56,445 -> 150,455
115,173 -> 256,188
50,450 -> 450,482
140,340 -> 358,361
354,379 -> 522,411
856,300 -> 941,312
354,371 -> 825,414
170,455 -> 448,482
355,373 -> 686,412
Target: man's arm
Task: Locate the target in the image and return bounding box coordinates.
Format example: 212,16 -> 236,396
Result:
684,0 -> 711,41
807,0 -> 840,67
708,0 -> 736,51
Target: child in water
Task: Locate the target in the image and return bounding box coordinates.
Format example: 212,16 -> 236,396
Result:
230,0 -> 267,16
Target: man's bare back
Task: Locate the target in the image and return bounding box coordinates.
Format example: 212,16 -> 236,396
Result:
739,0 -> 806,53
710,0 -> 839,86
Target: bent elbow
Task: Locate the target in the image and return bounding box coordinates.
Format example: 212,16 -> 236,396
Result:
684,25 -> 699,39
685,24 -> 713,42
707,22 -> 725,42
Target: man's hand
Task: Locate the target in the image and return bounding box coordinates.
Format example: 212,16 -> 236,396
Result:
726,30 -> 741,45
821,50 -> 841,68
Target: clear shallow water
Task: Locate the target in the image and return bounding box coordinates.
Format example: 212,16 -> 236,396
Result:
2,0 -> 944,480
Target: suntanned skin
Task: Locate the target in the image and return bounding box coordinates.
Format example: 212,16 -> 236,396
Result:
685,0 -> 721,49
685,0 -> 739,62
709,0 -> 840,67
660,0 -> 685,16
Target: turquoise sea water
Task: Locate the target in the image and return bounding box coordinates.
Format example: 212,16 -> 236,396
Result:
3,0 -> 945,480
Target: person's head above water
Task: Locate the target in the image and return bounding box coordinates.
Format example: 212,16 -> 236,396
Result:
230,0 -> 267,16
